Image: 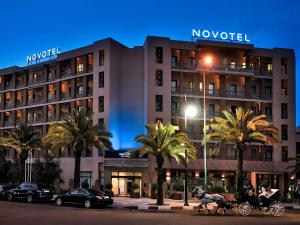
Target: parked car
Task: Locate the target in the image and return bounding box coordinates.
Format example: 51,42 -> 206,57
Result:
55,188 -> 113,208
0,185 -> 16,200
7,182 -> 53,203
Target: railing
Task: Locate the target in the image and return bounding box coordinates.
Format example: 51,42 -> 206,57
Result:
48,93 -> 56,102
4,82 -> 13,90
87,89 -> 93,96
15,101 -> 25,107
16,82 -> 26,88
27,98 -> 44,106
171,111 -> 221,119
16,119 -> 24,126
48,74 -> 56,81
76,90 -> 84,98
5,101 -> 14,109
172,87 -> 272,100
28,78 -> 43,85
61,70 -> 74,78
61,93 -> 71,100
171,63 -> 272,77
4,120 -> 13,127
47,114 -> 56,122
28,116 -> 43,124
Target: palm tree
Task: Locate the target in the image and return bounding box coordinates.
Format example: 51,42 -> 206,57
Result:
43,109 -> 112,188
135,121 -> 197,205
0,123 -> 41,182
287,154 -> 300,174
203,107 -> 279,195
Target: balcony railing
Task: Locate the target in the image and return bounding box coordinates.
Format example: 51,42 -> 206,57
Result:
16,119 -> 24,126
4,120 -> 13,127
61,93 -> 71,100
28,98 -> 44,106
48,73 -> 56,82
15,100 -> 25,107
61,70 -> 74,78
171,111 -> 221,119
171,63 -> 272,77
4,82 -> 13,90
28,116 -> 43,124
28,78 -> 43,85
48,93 -> 56,102
76,90 -> 84,98
87,89 -> 93,96
5,101 -> 14,109
47,114 -> 56,122
16,81 -> 26,88
171,87 -> 220,97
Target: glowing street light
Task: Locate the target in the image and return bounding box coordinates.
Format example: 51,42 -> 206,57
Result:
202,55 -> 213,187
183,104 -> 197,206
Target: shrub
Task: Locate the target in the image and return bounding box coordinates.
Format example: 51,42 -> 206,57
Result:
81,179 -> 89,189
172,180 -> 184,192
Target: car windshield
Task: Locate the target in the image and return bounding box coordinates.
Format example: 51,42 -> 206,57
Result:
31,184 -> 45,190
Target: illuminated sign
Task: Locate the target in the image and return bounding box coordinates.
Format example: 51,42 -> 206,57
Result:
26,47 -> 61,64
192,29 -> 250,43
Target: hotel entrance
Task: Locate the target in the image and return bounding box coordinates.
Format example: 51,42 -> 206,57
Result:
111,172 -> 142,196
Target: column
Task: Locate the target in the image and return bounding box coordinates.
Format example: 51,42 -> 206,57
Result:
219,75 -> 226,97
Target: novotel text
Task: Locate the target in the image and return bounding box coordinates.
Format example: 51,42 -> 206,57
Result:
192,29 -> 250,43
26,47 -> 61,63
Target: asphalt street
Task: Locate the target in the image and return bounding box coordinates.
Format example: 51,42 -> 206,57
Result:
0,201 -> 299,225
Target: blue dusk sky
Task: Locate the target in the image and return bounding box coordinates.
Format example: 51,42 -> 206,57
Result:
0,0 -> 299,125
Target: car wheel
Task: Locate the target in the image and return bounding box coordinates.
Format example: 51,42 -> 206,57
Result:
7,194 -> 13,201
56,197 -> 63,206
27,195 -> 33,203
84,200 -> 91,208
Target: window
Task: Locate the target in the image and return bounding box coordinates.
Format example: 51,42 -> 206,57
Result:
242,62 -> 246,69
251,149 -> 257,160
281,125 -> 288,140
230,61 -> 236,69
98,118 -> 104,127
155,70 -> 163,86
226,148 -> 236,160
171,56 -> 178,68
282,146 -> 288,162
171,102 -> 178,115
98,96 -> 104,112
281,58 -> 288,74
267,63 -> 272,72
230,84 -> 237,96
188,81 -> 194,89
265,107 -> 272,117
189,57 -> 195,67
281,80 -> 287,95
171,80 -> 178,92
208,83 -> 215,95
265,86 -> 272,96
281,103 -> 288,119
80,172 -> 92,189
99,72 -> 104,88
156,47 -> 163,63
251,86 -> 257,95
77,63 -> 84,72
264,147 -> 273,161
99,50 -> 104,66
199,82 -> 203,91
155,95 -> 163,112
208,104 -> 215,116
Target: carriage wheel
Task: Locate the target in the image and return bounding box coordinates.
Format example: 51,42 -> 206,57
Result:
270,201 -> 285,217
238,202 -> 251,216
231,204 -> 240,215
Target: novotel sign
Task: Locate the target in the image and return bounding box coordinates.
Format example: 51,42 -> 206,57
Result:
26,47 -> 61,64
192,29 -> 250,43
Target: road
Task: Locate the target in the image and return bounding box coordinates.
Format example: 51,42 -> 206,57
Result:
0,201 -> 299,225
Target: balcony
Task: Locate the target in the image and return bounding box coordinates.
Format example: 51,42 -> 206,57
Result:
28,78 -> 43,86
47,114 -> 56,122
48,73 -> 56,82
61,93 -> 71,101
28,116 -> 43,124
76,89 -> 84,98
4,82 -> 13,90
48,93 -> 56,102
4,120 -> 13,127
15,100 -> 25,107
5,101 -> 14,109
16,118 -> 24,126
16,81 -> 26,88
171,111 -> 221,119
61,71 -> 74,78
87,89 -> 93,97
171,87 -> 220,97
28,98 -> 44,106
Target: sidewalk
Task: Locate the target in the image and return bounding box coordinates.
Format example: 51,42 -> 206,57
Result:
112,197 -> 300,211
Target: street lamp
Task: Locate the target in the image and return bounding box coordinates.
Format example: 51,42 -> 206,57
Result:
202,55 -> 213,187
184,105 -> 197,206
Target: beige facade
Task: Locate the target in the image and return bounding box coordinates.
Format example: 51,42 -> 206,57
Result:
0,36 -> 296,196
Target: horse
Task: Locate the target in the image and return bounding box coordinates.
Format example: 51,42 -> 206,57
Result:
192,186 -> 226,214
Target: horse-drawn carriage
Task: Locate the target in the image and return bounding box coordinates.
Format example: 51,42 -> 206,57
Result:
192,186 -> 285,217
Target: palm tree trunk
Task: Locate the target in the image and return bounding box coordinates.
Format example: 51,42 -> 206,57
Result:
235,144 -> 244,196
156,155 -> 164,205
74,151 -> 81,188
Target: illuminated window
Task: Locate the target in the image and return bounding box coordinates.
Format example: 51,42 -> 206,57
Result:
208,83 -> 215,94
267,63 -> 272,72
77,63 -> 84,72
230,61 -> 236,69
188,81 -> 194,89
199,82 -> 203,90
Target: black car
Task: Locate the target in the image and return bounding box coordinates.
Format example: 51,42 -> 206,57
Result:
55,188 -> 113,208
0,185 -> 16,200
7,182 -> 53,203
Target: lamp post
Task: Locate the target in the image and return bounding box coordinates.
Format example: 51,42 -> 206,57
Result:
202,56 -> 213,187
184,105 -> 197,206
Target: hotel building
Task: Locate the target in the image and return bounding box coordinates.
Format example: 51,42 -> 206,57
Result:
0,36 -> 296,196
